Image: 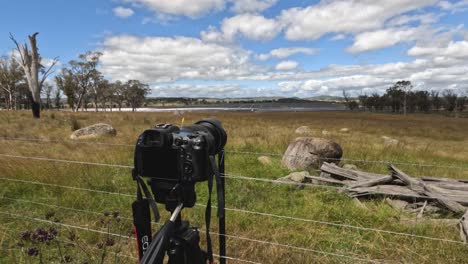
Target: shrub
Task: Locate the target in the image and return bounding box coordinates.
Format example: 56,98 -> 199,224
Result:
69,117 -> 82,131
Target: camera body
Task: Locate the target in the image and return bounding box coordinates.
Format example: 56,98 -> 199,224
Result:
134,119 -> 226,208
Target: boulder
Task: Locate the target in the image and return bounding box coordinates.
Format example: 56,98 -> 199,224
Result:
342,164 -> 358,170
257,156 -> 272,165
282,137 -> 343,170
340,128 -> 350,133
321,130 -> 330,136
277,171 -> 310,183
70,123 -> 116,140
381,136 -> 399,146
385,198 -> 408,211
295,126 -> 311,134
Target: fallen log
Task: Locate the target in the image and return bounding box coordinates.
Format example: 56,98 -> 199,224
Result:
428,182 -> 468,192
348,175 -> 394,189
320,162 -> 384,181
304,175 -> 346,185
389,164 -> 466,214
347,185 -> 431,201
422,176 -> 468,183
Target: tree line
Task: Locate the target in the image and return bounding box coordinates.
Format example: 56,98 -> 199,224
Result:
0,32 -> 150,118
55,51 -> 149,112
344,80 -> 467,115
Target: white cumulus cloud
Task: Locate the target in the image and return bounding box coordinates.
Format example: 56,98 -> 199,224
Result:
124,0 -> 225,18
348,26 -> 433,53
408,40 -> 468,59
258,47 -> 318,60
113,6 -> 135,18
229,0 -> 277,13
275,60 -> 298,71
99,35 -> 263,83
279,0 -> 437,40
202,13 -> 281,42
153,84 -> 243,97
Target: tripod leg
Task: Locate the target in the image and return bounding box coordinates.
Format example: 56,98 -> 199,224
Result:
168,224 -> 207,264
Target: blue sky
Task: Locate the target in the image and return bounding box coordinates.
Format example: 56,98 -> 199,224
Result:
1,0 -> 468,98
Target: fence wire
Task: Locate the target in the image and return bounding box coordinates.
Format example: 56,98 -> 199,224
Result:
1,211 -> 382,263
1,136 -> 467,170
1,179 -> 465,246
1,138 -> 467,263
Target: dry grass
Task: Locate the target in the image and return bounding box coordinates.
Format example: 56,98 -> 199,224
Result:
0,110 -> 468,263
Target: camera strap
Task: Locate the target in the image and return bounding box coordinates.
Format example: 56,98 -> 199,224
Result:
132,169 -> 161,261
205,153 -> 226,264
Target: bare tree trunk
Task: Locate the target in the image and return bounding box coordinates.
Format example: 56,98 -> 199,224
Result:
10,33 -> 57,118
8,91 -> 13,110
403,96 -> 406,116
31,99 -> 40,117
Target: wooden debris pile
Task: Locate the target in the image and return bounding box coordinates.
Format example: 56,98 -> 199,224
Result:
316,162 -> 468,242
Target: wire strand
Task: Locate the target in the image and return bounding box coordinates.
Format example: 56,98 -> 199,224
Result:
0,154 -> 339,190
1,177 -> 465,246
1,210 -> 381,263
1,137 -> 467,170
222,173 -> 343,190
1,197 -> 262,263
0,153 -> 133,169
227,150 -> 468,170
1,153 -> 462,193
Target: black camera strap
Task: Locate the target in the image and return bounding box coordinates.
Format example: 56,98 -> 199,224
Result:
205,152 -> 226,264
136,174 -> 161,223
132,169 -> 161,261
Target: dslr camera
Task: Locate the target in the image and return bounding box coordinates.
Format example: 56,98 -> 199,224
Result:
134,119 -> 227,208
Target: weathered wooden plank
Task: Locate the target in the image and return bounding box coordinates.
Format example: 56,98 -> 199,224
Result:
347,185 -> 431,201
348,175 -> 394,189
304,175 -> 347,185
389,164 -> 466,214
320,162 -> 384,181
422,176 -> 468,183
428,182 -> 468,192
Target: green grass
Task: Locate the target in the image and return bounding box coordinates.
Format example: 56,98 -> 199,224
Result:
0,110 -> 468,263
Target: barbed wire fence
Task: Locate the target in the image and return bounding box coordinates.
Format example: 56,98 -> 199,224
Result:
1,137 -> 467,263
1,136 -> 467,170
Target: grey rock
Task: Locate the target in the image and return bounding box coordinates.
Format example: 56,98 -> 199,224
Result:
343,164 -> 358,170
381,136 -> 399,146
282,137 -> 343,170
70,123 -> 116,140
340,128 -> 350,133
257,156 -> 272,165
295,126 -> 311,134
385,198 -> 408,210
277,171 -> 310,183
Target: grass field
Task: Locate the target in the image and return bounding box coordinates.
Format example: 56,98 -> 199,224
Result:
0,110 -> 468,263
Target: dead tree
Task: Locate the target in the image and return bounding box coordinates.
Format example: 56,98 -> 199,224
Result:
10,32 -> 58,118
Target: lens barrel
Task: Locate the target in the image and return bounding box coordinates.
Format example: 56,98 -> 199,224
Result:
180,118 -> 227,155
195,119 -> 227,154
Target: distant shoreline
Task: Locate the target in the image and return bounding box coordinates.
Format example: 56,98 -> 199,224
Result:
75,101 -> 346,113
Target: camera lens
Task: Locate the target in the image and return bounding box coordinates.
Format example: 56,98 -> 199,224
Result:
180,118 -> 227,155
194,119 -> 227,154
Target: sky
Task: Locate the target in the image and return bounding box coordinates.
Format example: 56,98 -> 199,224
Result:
0,0 -> 468,98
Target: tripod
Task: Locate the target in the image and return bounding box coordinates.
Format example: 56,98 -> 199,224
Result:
133,151 -> 226,264
139,204 -> 207,264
